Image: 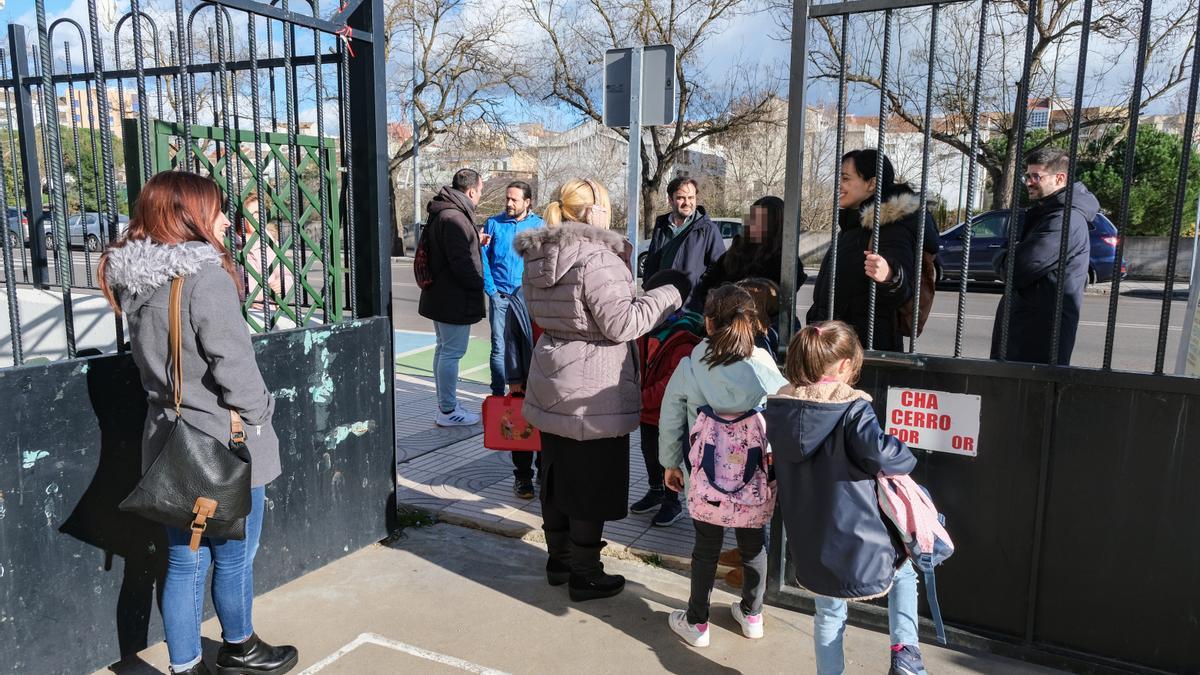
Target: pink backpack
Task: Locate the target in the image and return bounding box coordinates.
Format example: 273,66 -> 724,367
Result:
686,406 -> 776,529
877,475 -> 955,644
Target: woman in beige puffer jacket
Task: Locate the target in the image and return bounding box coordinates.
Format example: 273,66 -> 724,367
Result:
514,179 -> 687,602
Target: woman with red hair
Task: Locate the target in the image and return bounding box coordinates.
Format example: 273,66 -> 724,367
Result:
100,171 -> 297,675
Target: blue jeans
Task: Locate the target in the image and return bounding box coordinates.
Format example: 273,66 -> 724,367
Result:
433,321 -> 472,413
812,560 -> 921,675
162,485 -> 266,672
487,293 -> 511,396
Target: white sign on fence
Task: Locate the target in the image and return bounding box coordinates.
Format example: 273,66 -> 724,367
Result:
884,388 -> 981,457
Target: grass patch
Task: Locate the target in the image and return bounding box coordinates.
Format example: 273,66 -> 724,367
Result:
638,552 -> 665,568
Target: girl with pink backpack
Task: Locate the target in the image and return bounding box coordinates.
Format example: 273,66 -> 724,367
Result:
658,284 -> 787,647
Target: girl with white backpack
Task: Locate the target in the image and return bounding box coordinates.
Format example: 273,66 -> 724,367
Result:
658,284 -> 787,647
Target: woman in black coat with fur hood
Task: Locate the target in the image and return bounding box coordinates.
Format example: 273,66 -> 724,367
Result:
807,149 -> 939,352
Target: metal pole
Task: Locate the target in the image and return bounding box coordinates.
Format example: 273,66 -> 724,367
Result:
8,26 -> 48,289
411,22 -> 420,240
779,0 -> 811,353
626,46 -> 643,264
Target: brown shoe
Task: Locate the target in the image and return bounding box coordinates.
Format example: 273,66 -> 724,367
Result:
718,548 -> 742,567
724,566 -> 744,588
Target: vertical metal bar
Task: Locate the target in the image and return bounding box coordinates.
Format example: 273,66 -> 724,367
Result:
129,0 -> 153,180
213,16 -> 234,220
626,46 -> 643,265
1,50 -> 31,283
954,0 -> 990,358
1155,13 -> 1200,374
1,136 -> 21,365
10,27 -> 49,289
35,0 -> 76,357
779,0 -> 811,352
412,21 -> 421,241
339,40 -> 358,318
283,8 -> 302,322
1050,0 -> 1094,366
63,41 -> 95,288
828,15 -> 849,322
313,27 -> 332,323
865,9 -> 893,351
911,5 -> 939,352
247,12 -> 272,331
998,0 -> 1039,361
1103,0 -> 1154,370
266,18 -> 290,324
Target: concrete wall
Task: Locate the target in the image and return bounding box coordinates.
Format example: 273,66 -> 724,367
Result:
0,289 -> 122,367
1123,236 -> 1197,281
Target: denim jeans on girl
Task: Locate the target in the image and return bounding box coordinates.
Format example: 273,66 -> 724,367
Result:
162,486 -> 266,672
812,560 -> 922,675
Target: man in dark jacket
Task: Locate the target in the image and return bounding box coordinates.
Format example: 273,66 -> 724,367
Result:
990,148 -> 1095,365
642,177 -> 726,306
419,168 -> 486,426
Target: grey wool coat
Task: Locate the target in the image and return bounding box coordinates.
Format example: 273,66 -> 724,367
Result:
514,221 -> 682,441
105,238 -> 281,488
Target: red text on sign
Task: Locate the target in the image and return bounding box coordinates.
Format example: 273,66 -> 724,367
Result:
952,435 -> 975,452
900,391 -> 940,409
889,408 -> 952,430
888,428 -> 920,444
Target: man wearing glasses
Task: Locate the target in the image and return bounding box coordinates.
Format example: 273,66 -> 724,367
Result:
990,148 -> 1097,365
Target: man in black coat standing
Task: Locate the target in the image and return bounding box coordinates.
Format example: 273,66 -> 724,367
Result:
642,177 -> 726,307
419,168 -> 486,426
991,148 -> 1096,365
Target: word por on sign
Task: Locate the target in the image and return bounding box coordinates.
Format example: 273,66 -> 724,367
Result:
884,388 -> 981,457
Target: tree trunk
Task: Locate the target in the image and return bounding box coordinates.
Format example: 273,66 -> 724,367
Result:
639,180 -> 660,240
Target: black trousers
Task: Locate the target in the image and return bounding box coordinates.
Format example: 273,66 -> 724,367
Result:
687,520 -> 767,625
512,451 -> 541,481
639,423 -> 679,503
541,498 -> 604,546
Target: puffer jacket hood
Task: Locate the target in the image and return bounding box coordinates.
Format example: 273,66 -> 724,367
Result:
765,383 -> 917,601
515,220 -> 627,289
427,185 -> 477,222
104,238 -> 224,314
859,189 -> 921,231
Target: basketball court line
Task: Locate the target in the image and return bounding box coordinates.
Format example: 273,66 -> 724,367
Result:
298,632 -> 510,675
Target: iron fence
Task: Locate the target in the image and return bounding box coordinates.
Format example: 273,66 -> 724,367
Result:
0,0 -> 379,367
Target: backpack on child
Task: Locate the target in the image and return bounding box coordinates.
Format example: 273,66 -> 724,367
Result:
876,474 -> 955,643
686,406 -> 776,529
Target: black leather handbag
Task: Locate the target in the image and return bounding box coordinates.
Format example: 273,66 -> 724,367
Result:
119,276 -> 253,550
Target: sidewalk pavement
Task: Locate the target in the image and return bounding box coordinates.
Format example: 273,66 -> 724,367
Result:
103,522 -> 1061,675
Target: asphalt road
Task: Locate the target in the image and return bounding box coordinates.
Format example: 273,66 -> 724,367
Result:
389,258 -> 1189,374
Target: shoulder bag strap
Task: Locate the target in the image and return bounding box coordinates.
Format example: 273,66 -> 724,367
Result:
169,276 -> 246,443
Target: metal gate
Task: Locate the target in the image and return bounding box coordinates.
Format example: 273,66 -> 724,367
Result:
0,0 -> 394,672
772,1 -> 1199,673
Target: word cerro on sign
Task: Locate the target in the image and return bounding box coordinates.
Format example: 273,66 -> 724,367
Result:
884,388 -> 981,457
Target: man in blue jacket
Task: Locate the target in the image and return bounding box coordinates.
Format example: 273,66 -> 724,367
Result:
482,180 -> 544,398
642,176 -> 726,308
991,148 -> 1094,365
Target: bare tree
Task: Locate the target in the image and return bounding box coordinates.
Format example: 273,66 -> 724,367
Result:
522,0 -> 782,234
801,0 -> 1197,210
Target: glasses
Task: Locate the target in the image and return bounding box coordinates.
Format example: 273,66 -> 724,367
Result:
1023,171 -> 1063,184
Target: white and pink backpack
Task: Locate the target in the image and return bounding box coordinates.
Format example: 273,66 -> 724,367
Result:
686,406 -> 776,529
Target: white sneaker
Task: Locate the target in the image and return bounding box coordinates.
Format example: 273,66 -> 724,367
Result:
731,602 -> 764,639
435,406 -> 480,427
668,610 -> 710,647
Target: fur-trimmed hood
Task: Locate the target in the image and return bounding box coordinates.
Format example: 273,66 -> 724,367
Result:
103,238 -> 223,313
859,189 -> 922,231
514,220 -> 627,288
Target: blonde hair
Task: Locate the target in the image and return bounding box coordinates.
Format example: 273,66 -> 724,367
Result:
543,179 -> 612,229
784,320 -> 864,386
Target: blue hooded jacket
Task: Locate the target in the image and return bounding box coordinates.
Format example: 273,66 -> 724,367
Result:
482,211 -> 544,296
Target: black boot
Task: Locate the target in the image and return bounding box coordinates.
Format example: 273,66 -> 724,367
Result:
568,540 -> 625,601
174,663 -> 211,675
544,528 -> 571,586
215,633 -> 298,675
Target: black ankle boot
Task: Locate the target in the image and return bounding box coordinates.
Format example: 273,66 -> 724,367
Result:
544,528 -> 571,586
174,663 -> 211,675
568,540 -> 625,601
215,633 -> 298,675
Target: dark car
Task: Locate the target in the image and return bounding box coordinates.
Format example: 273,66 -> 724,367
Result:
4,207 -> 29,249
936,209 -> 1126,285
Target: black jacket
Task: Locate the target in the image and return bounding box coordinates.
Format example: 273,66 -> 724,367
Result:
765,384 -> 918,600
642,206 -> 726,306
688,248 -> 807,313
807,187 -> 934,351
503,287 -> 533,386
418,187 -> 485,325
990,182 -> 1096,365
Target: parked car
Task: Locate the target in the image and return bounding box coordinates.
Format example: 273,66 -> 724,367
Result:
937,209 -> 1126,285
43,212 -> 130,252
635,217 -> 743,277
5,207 -> 29,249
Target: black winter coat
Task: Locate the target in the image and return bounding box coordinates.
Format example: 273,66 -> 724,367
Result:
807,188 -> 936,351
503,287 -> 533,387
642,206 -> 726,307
688,248 -> 807,313
418,187 -> 486,325
990,182 -> 1096,365
765,383 -> 918,600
